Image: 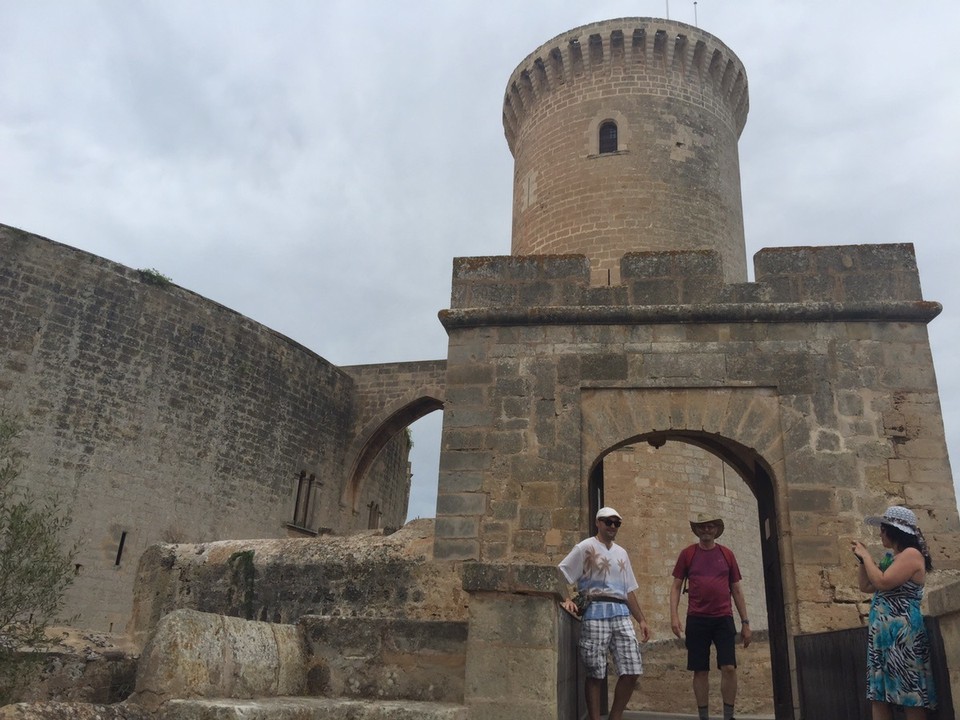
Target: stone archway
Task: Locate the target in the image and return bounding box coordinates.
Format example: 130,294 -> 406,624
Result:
581,387 -> 796,719
342,396 -> 443,514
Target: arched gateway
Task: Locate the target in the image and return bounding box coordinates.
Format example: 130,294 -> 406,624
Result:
583,388 -> 792,716
433,17 -> 959,719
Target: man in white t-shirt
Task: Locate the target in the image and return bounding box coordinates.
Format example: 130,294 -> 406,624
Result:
558,506 -> 652,720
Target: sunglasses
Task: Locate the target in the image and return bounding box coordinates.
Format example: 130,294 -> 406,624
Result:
600,518 -> 622,527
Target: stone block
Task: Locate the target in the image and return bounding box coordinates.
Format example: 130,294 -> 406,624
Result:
791,536 -> 840,565
467,594 -> 557,647
520,482 -> 559,507
435,517 -> 480,539
787,488 -> 836,513
626,278 -> 681,304
797,600 -> 862,634
130,609 -> 305,711
466,700 -> 555,720
792,565 -> 831,603
580,353 -> 628,381
299,616 -> 467,703
440,472 -> 484,493
464,644 -> 557,704
436,493 -> 488,516
439,451 -> 493,473
433,538 -> 480,561
461,563 -> 563,597
905,482 -> 956,508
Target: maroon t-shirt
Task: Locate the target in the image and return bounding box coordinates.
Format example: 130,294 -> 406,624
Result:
672,543 -> 742,617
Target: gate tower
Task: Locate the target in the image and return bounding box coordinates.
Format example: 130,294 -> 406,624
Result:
504,18 -> 749,284
437,15 -> 960,720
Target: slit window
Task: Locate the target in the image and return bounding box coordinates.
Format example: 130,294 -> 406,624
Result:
115,531 -> 127,566
599,121 -> 618,154
292,470 -> 316,527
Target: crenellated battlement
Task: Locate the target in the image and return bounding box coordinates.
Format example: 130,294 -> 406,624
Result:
503,17 -> 749,153
441,244 -> 939,326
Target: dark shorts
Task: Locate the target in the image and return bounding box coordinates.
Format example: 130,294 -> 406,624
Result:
685,615 -> 737,671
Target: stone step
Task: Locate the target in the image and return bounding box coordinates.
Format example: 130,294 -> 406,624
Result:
159,697 -> 469,720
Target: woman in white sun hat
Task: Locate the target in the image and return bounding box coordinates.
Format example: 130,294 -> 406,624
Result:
851,505 -> 936,719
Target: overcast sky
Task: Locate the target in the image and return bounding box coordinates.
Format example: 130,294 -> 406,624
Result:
2,1 -> 958,523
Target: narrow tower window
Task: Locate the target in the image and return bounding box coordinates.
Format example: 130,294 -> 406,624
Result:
292,470 -> 316,527
599,121 -> 618,154
114,531 -> 127,566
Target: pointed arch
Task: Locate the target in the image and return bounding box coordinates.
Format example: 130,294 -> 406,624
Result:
342,395 -> 443,513
581,386 -> 795,718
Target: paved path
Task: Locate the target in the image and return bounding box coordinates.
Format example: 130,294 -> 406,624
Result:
622,712 -> 774,720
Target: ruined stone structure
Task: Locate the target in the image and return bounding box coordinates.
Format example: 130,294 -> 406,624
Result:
0,226 -> 443,631
2,15 -> 960,720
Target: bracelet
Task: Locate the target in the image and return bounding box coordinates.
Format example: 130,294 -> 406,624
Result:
741,619 -> 749,624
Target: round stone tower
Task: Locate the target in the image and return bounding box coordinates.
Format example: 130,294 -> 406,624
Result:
504,18 -> 749,284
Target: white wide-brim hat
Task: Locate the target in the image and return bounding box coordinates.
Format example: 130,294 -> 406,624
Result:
865,505 -> 918,535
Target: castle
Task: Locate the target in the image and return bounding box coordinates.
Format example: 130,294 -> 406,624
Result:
2,16 -> 959,720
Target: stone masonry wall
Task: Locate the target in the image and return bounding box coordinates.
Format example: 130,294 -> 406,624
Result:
436,245 -> 959,638
604,442 -> 768,637
340,360 -> 446,523
0,224 -> 413,632
504,19 -> 749,284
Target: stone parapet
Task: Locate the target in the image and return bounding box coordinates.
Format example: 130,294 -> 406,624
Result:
127,521 -> 466,643
460,564 -> 567,720
446,245 -> 933,314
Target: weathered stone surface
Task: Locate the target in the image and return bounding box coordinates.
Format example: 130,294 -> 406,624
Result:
299,616 -> 466,703
128,521 -> 467,642
0,225 -> 422,634
129,610 -> 305,711
4,628 -> 138,705
160,697 -> 468,720
0,702 -> 147,720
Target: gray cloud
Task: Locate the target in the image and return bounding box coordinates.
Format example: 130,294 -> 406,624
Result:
2,1 -> 958,521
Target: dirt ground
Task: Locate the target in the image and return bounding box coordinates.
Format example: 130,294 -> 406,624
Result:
625,632 -> 774,717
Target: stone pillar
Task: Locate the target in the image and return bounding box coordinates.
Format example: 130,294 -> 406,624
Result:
462,564 -> 572,720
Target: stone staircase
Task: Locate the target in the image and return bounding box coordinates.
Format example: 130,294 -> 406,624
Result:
133,609 -> 470,720
159,697 -> 467,720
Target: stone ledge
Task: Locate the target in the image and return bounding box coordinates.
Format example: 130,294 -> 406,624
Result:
927,576 -> 960,617
439,301 -> 942,330
461,563 -> 565,597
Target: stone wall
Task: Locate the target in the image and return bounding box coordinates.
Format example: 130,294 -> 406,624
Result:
604,442 -> 768,637
0,224 -> 417,632
127,519 -> 466,643
340,360 -> 446,524
436,245 -> 960,643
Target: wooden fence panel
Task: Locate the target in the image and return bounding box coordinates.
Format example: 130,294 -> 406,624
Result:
795,619 -> 953,720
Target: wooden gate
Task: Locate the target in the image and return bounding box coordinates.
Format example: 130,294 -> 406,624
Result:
795,619 -> 953,719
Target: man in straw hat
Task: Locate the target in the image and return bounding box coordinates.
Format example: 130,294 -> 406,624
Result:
669,513 -> 752,720
558,506 -> 651,720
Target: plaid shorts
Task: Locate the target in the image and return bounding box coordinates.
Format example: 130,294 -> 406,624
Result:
579,615 -> 643,678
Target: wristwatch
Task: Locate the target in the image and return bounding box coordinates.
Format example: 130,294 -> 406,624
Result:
741,619 -> 749,624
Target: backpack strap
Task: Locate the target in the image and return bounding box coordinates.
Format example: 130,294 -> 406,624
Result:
717,543 -> 736,585
680,544 -> 698,594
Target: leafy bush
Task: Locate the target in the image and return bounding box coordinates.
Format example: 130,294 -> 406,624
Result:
137,268 -> 173,287
0,412 -> 78,704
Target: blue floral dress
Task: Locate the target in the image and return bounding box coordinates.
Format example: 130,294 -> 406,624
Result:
866,567 -> 936,708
